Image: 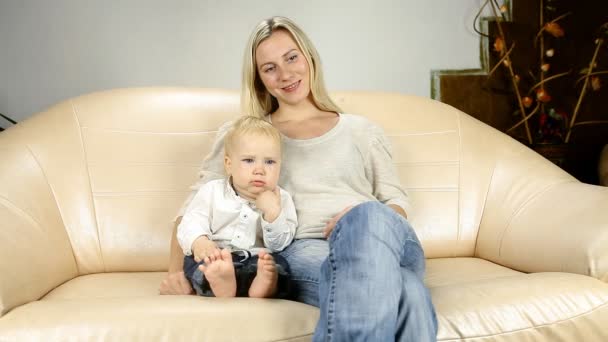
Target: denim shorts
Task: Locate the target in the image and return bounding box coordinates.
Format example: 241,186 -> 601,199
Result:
183,251 -> 292,298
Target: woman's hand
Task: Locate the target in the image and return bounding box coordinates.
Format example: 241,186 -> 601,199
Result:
388,204 -> 408,219
323,206 -> 353,239
159,271 -> 194,295
160,215 -> 194,295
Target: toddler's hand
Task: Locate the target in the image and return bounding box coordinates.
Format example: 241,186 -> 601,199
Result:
192,236 -> 219,262
255,187 -> 281,222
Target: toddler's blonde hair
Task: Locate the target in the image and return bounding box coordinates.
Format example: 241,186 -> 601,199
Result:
224,116 -> 281,156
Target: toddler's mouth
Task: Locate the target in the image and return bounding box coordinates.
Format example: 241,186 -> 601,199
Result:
251,180 -> 266,187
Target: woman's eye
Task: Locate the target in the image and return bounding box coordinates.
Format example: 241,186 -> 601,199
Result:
288,54 -> 298,62
263,66 -> 275,73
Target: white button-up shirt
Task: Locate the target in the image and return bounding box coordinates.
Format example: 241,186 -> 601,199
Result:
177,179 -> 297,256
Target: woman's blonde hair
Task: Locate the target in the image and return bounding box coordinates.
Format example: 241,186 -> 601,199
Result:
224,116 -> 282,156
241,16 -> 341,118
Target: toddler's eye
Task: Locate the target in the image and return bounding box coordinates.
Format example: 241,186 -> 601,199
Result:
242,158 -> 254,163
265,160 -> 276,165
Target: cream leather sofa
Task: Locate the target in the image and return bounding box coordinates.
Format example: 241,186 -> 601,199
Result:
1,88 -> 607,341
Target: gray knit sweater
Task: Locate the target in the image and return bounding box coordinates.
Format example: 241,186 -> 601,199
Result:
181,114 -> 411,240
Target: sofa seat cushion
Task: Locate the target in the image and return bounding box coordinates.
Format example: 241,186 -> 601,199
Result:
42,272 -> 165,300
0,273 -> 318,341
427,258 -> 608,341
2,260 -> 607,341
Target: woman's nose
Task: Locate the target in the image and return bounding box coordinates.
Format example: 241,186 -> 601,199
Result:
278,66 -> 294,81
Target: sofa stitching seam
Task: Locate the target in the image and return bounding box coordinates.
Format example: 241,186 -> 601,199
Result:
70,99 -> 106,272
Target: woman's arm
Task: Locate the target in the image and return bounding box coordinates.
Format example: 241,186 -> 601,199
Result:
366,122 -> 412,217
160,217 -> 194,295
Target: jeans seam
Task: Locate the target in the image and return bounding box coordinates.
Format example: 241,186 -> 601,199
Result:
290,277 -> 319,283
325,225 -> 341,341
326,249 -> 336,341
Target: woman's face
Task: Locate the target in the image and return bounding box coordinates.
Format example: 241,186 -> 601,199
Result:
255,29 -> 311,109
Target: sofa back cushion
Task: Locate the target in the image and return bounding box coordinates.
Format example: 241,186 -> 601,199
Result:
71,88 -> 240,272
23,88 -> 497,273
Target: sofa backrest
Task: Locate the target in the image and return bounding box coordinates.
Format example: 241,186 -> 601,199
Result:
1,88 -> 575,278
60,88 -> 242,274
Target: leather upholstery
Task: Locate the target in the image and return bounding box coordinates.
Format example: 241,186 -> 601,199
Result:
1,88 -> 607,341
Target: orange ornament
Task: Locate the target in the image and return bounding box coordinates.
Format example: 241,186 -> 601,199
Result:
494,37 -> 505,55
536,89 -> 552,103
591,76 -> 601,91
544,22 -> 564,38
541,63 -> 550,72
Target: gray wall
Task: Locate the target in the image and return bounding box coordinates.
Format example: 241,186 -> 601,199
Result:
0,0 -> 487,122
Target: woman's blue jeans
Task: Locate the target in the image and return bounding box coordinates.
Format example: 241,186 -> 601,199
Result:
278,201 -> 437,342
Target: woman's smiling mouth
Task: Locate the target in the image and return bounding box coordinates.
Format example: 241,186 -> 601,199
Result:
282,80 -> 300,92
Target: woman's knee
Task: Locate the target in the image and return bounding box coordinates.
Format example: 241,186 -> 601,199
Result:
351,200 -> 391,215
340,201 -> 415,239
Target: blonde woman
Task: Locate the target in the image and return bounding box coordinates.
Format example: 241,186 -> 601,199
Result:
161,16 -> 437,341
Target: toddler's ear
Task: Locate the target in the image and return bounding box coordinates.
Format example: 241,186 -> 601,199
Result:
223,155 -> 232,175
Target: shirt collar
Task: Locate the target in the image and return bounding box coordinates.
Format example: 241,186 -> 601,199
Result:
223,177 -> 256,208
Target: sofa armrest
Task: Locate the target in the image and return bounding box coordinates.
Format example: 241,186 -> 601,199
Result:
0,132 -> 78,316
477,179 -> 608,282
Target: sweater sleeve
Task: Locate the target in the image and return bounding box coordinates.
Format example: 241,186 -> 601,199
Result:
366,123 -> 413,217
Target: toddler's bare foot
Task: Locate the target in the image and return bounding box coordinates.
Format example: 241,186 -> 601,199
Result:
198,249 -> 236,297
249,250 -> 278,298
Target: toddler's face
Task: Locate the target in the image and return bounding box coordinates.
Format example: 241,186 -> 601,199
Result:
224,133 -> 281,201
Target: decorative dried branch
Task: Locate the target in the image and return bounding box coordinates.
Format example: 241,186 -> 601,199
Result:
572,120 -> 608,127
478,0 -> 607,145
528,71 -> 571,93
565,37 -> 604,143
488,1 -> 533,144
507,102 -> 541,132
